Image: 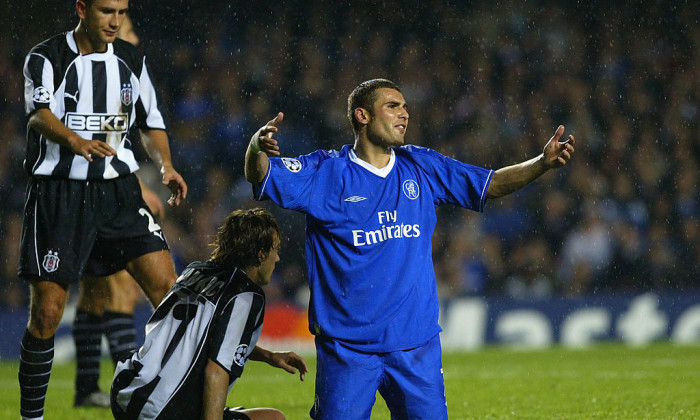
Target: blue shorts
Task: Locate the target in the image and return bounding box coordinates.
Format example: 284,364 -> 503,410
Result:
311,334 -> 447,420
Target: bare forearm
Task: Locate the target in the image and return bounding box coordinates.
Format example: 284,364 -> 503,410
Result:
244,147 -> 269,184
202,360 -> 229,420
141,129 -> 174,171
486,154 -> 548,199
28,109 -> 81,149
248,346 -> 308,380
248,345 -> 270,362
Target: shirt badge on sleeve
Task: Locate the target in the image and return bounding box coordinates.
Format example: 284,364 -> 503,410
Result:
282,158 -> 302,173
233,344 -> 249,366
32,86 -> 52,103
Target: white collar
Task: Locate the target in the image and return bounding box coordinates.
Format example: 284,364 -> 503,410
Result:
349,148 -> 395,178
67,31 -> 114,61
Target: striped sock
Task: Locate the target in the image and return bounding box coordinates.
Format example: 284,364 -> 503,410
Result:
19,329 -> 54,420
104,311 -> 137,365
73,310 -> 103,400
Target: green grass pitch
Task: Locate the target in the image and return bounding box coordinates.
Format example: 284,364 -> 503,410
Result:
1,343 -> 699,419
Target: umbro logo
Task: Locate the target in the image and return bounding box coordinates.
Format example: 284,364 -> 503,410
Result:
344,196 -> 367,202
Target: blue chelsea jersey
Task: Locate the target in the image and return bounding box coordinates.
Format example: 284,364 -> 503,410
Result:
254,144 -> 493,352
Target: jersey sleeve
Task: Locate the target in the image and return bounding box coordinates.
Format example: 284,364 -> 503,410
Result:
134,57 -> 167,130
207,292 -> 264,380
23,48 -> 55,116
252,151 -> 326,212
407,146 -> 493,212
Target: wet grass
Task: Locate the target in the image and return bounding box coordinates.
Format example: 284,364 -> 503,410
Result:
1,342 -> 698,419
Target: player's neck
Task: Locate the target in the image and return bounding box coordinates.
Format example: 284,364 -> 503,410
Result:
73,23 -> 108,54
242,266 -> 263,286
353,137 -> 391,169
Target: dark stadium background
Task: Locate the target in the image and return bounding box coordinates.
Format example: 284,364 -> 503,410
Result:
0,1 -> 697,335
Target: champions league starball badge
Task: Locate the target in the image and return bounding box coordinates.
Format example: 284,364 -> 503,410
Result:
32,86 -> 51,103
282,158 -> 302,173
233,344 -> 249,366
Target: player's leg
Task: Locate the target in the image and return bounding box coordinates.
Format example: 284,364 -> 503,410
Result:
104,270 -> 140,365
93,174 -> 175,307
378,334 -> 447,420
19,277 -> 68,420
18,177 -> 98,419
73,276 -> 110,407
311,337 -> 383,420
125,249 -> 176,306
226,407 -> 285,420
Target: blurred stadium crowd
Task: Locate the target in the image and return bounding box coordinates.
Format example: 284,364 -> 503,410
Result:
0,0 -> 697,309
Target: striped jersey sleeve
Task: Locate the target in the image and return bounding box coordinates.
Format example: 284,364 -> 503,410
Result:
133,58 -> 166,130
23,48 -> 56,115
209,292 -> 265,379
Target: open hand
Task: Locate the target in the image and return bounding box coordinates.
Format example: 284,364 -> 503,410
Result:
268,350 -> 308,381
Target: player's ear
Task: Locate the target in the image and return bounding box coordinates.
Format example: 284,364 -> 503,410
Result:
354,108 -> 370,126
76,0 -> 88,20
256,250 -> 265,266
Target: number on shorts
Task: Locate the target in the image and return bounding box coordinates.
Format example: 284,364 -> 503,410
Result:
138,208 -> 162,233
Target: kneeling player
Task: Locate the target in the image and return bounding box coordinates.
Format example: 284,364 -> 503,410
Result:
111,208 -> 307,420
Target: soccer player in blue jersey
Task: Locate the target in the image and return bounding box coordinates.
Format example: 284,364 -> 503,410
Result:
245,79 -> 576,419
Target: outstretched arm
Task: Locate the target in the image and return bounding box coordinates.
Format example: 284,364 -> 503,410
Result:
28,108 -> 116,162
202,359 -> 229,420
245,112 -> 283,184
486,125 -> 575,199
249,345 -> 308,381
140,129 -> 187,206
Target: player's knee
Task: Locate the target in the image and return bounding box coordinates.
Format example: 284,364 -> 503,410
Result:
267,409 -> 285,420
116,279 -> 140,306
246,409 -> 285,420
28,280 -> 67,337
78,277 -> 109,311
144,275 -> 175,306
78,291 -> 107,313
29,301 -> 63,337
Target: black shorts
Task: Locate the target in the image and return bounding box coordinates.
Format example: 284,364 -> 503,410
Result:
18,174 -> 169,285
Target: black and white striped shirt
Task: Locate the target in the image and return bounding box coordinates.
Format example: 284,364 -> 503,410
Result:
111,261 -> 265,420
23,31 -> 166,180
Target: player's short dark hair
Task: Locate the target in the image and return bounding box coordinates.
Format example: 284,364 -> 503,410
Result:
347,79 -> 401,134
210,208 -> 280,269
